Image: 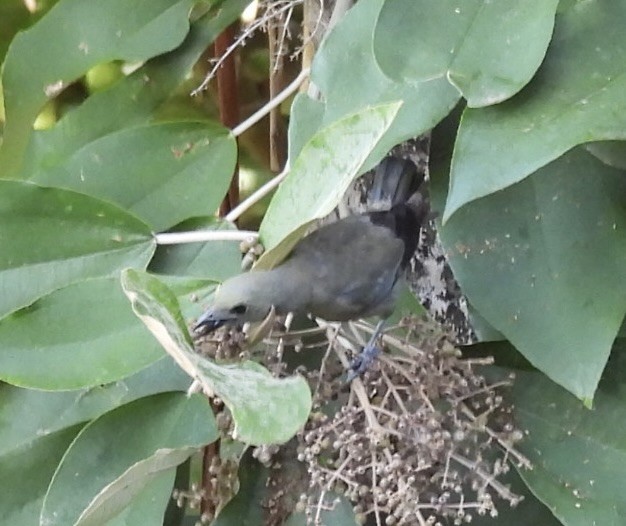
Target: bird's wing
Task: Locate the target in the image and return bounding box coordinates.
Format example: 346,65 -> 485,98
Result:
285,215 -> 405,320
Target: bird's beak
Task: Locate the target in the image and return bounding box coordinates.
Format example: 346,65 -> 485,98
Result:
193,309 -> 229,335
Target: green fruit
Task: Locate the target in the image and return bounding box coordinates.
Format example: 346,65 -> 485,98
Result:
33,101 -> 57,130
84,62 -> 124,93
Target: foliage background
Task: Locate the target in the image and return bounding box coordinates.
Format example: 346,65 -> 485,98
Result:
1,0 -> 625,525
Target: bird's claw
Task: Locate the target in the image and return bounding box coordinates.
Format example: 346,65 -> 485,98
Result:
347,344 -> 381,382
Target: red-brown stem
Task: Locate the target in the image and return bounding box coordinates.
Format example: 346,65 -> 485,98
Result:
268,16 -> 288,172
215,23 -> 240,217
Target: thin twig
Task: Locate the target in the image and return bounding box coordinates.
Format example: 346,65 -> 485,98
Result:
155,230 -> 258,245
460,403 -> 532,469
266,326 -> 327,339
351,320 -> 426,358
333,345 -> 386,436
379,368 -> 410,415
268,9 -> 288,172
193,1 -> 305,95
313,325 -> 340,402
231,67 -> 310,137
370,451 -> 382,526
274,312 -> 294,364
225,165 -> 288,223
452,380 -> 512,405
450,452 -> 521,503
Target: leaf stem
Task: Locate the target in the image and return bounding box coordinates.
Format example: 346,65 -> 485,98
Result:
231,67 -> 310,138
155,230 -> 258,245
225,165 -> 289,223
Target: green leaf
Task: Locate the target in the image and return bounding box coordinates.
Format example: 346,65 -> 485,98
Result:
121,269 -> 312,445
287,94 -> 325,161
386,284 -> 426,325
509,343 -> 626,526
0,277 -> 165,390
0,0 -> 196,177
105,469 -> 175,526
289,0 -> 459,166
374,0 -> 557,107
31,121 -> 237,232
0,360 -> 187,526
0,180 -> 154,320
0,356 -> 190,458
0,358 -> 187,526
445,1 -> 626,221
159,275 -> 221,323
258,102 -> 402,268
150,218 -> 243,281
18,0 -> 250,177
0,425 -> 82,526
41,392 -> 217,526
434,147 -> 626,401
586,140 -> 626,170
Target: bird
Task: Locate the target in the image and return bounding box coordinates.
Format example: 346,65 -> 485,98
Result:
194,156 -> 429,378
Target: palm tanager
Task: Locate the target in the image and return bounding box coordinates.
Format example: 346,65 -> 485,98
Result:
194,157 -> 428,376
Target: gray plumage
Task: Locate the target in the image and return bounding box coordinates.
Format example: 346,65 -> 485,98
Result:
194,157 -> 428,334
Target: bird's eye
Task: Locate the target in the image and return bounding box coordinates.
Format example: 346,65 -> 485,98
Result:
230,304 -> 247,315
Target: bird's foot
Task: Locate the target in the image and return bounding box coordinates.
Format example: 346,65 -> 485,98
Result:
347,343 -> 381,382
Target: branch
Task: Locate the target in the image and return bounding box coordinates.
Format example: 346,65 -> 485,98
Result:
155,230 -> 258,245
192,0 -> 306,95
231,67 -> 310,137
225,165 -> 289,223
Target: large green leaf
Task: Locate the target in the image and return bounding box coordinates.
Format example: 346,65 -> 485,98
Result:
289,0 -> 459,167
510,343 -> 626,526
0,356 -> 190,458
259,102 -> 402,268
0,278 -> 165,390
0,0 -> 196,177
0,358 -> 189,525
31,121 -> 236,231
373,0 -> 557,107
121,269 -> 312,445
18,0 -> 250,177
41,392 -> 216,526
0,426 -> 82,526
105,469 -> 175,526
0,180 -> 154,320
150,218 -> 242,281
586,140 -> 626,171
445,0 -> 626,221
433,147 -> 626,402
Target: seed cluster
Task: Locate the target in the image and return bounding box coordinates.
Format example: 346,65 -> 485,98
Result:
191,315 -> 529,525
297,316 -> 529,526
195,324 -> 249,361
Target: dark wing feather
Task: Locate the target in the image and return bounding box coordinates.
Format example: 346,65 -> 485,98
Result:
278,157 -> 429,321
368,199 -> 426,268
284,215 -> 406,320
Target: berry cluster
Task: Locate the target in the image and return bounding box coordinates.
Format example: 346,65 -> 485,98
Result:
297,316 -> 529,525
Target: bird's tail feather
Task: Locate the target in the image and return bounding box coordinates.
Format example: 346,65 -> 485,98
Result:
370,157 -> 424,209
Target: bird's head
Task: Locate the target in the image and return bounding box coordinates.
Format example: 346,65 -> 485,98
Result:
193,271 -> 275,334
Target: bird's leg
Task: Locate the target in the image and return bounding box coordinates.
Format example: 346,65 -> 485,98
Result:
347,319 -> 386,381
